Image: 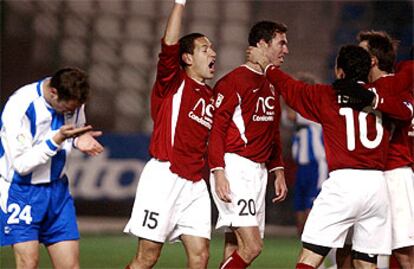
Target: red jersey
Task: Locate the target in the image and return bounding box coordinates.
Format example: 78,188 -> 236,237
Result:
208,65 -> 283,171
149,40 -> 214,181
265,65 -> 395,172
372,61 -> 414,170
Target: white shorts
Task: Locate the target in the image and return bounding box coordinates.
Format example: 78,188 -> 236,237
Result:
123,158 -> 211,243
384,167 -> 414,250
210,153 -> 268,238
302,169 -> 391,255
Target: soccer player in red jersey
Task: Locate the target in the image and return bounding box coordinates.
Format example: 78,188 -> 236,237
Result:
334,31 -> 414,269
208,21 -> 288,269
123,0 -> 216,268
247,44 -> 413,269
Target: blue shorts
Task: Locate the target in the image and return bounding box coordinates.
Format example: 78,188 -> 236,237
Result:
0,176 -> 79,246
294,162 -> 321,211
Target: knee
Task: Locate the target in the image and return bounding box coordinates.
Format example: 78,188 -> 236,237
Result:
249,240 -> 263,259
188,248 -> 209,269
66,261 -> 80,269
241,240 -> 263,262
16,255 -> 39,269
135,251 -> 160,268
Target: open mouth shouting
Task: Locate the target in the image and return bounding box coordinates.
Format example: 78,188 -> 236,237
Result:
209,59 -> 216,73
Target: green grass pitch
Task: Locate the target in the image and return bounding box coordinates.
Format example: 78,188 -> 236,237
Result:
1,234 -> 301,268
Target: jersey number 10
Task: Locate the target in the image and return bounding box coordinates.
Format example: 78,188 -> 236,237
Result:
339,108 -> 383,151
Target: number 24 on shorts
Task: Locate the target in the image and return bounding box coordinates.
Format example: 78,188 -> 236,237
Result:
7,203 -> 33,225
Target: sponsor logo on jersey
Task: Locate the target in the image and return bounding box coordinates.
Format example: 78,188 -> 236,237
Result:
16,134 -> 26,145
253,96 -> 275,121
215,93 -> 224,108
188,98 -> 215,129
404,101 -> 413,114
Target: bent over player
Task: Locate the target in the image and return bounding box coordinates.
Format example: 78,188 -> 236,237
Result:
123,0 -> 216,268
248,44 -> 413,269
208,21 -> 288,269
0,67 -> 104,269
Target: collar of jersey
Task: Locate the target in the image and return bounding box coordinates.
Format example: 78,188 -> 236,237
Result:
241,64 -> 264,75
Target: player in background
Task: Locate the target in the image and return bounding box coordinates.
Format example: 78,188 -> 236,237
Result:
286,73 -> 327,237
123,0 -> 216,268
0,67 -> 104,269
333,31 -> 414,269
208,21 -> 288,269
248,44 -> 413,269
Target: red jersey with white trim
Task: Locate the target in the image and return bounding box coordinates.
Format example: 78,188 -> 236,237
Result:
372,60 -> 414,170
208,65 -> 283,171
265,65 -> 395,172
149,40 -> 214,182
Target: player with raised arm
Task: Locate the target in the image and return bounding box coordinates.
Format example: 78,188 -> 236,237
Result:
248,44 -> 413,269
123,0 -> 216,268
334,31 -> 414,269
208,21 -> 288,269
0,67 -> 104,269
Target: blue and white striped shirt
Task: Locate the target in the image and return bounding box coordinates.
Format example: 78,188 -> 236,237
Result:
0,79 -> 85,184
291,114 -> 328,188
291,114 -> 325,165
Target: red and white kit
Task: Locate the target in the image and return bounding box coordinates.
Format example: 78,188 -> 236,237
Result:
208,65 -> 283,236
263,65 -> 411,254
124,40 -> 214,242
373,60 -> 414,250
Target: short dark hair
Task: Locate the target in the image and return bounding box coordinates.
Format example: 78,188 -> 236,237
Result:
357,30 -> 398,73
248,21 -> 288,46
336,45 -> 371,82
178,33 -> 205,68
50,67 -> 89,103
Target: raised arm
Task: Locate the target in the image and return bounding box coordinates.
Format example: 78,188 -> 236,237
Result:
164,0 -> 186,45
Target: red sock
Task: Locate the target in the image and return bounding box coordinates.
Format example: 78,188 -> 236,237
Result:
296,263 -> 315,269
389,254 -> 401,269
220,251 -> 249,269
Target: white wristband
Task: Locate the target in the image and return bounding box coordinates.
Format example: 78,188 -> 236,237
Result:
175,0 -> 186,5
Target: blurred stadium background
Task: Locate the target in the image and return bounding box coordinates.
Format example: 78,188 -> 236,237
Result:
0,0 -> 413,268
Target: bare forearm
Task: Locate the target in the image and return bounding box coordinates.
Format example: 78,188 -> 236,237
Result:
164,2 -> 185,45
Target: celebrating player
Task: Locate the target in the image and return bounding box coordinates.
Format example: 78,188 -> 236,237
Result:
0,67 -> 104,269
208,21 -> 288,269
248,43 -> 413,269
123,0 -> 216,268
334,31 -> 414,269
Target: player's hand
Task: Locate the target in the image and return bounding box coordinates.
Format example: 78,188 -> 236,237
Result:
53,124 -> 93,145
213,170 -> 232,203
75,130 -> 104,156
246,46 -> 269,71
333,79 -> 376,111
272,169 -> 288,203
